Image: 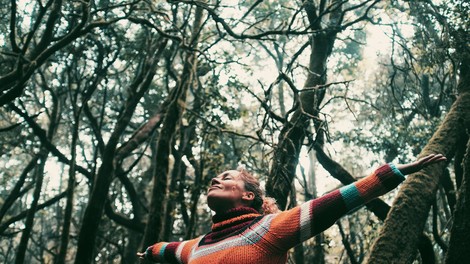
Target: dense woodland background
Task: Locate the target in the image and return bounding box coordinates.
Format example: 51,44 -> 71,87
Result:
0,0 -> 469,263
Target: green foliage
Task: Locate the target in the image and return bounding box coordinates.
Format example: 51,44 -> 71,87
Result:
0,0 -> 466,263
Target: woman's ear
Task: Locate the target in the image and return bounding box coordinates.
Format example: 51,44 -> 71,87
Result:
242,191 -> 255,202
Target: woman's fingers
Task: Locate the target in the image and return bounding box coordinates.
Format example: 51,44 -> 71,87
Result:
397,154 -> 447,175
420,154 -> 447,167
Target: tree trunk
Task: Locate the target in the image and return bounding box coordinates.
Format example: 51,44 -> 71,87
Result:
445,135 -> 470,263
15,151 -> 48,264
74,148 -> 117,264
0,155 -> 40,224
162,144 -> 183,241
140,55 -> 195,248
141,6 -> 204,249
367,60 -> 470,262
288,182 -> 305,264
74,40 -> 167,264
266,32 -> 337,210
162,121 -> 197,241
185,165 -> 205,240
57,76 -> 90,263
307,151 -> 325,264
13,83 -> 61,263
56,115 -> 79,264
122,230 -> 142,264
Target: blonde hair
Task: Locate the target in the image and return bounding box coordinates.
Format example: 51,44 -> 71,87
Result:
237,169 -> 280,214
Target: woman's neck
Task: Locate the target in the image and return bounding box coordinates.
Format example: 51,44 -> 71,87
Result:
212,206 -> 260,224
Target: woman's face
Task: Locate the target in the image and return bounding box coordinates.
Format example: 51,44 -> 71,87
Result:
207,170 -> 254,213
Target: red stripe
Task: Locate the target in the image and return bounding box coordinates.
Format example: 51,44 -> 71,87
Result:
310,189 -> 347,235
164,242 -> 181,263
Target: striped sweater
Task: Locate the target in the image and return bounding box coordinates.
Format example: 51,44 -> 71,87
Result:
145,164 -> 405,263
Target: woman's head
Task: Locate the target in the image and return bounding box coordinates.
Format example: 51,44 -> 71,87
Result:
207,169 -> 279,214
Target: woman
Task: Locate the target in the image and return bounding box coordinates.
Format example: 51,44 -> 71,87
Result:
138,154 -> 446,263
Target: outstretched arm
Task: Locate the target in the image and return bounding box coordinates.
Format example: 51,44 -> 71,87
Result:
396,153 -> 447,175
137,237 -> 201,263
264,154 -> 446,251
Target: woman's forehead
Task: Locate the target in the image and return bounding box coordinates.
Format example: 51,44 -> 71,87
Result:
215,170 -> 240,178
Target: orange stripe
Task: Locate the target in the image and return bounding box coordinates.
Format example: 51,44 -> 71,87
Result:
180,238 -> 200,263
355,173 -> 383,202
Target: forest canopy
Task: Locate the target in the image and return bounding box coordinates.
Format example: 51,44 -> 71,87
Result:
0,0 -> 469,263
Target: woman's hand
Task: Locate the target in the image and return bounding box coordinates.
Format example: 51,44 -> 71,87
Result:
396,153 -> 447,175
136,252 -> 146,262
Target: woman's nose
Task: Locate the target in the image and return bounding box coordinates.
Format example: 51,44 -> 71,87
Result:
211,178 -> 220,185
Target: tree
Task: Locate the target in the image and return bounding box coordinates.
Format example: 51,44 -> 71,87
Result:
1,0 -> 469,263
141,4 -> 204,249
266,0 -> 382,210
445,131 -> 470,262
367,1 -> 470,262
0,0 -> 124,106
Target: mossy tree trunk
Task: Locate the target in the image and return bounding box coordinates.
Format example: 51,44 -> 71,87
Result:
367,54 -> 470,263
266,0 -> 341,210
140,6 -> 204,250
445,134 -> 470,263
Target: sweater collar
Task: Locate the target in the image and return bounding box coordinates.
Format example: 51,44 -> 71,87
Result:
211,207 -> 261,232
201,207 -> 261,245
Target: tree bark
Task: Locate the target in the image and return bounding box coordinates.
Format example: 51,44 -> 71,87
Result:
266,3 -> 339,209
12,80 -> 61,263
0,155 -> 40,224
307,151 -> 325,264
56,113 -> 79,264
15,151 -> 48,264
74,39 -> 167,264
445,135 -> 470,263
162,121 -> 196,241
141,6 -> 204,249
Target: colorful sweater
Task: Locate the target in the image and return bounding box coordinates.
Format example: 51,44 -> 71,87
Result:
145,164 -> 405,264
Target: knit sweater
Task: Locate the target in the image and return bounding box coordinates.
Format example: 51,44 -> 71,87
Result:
145,164 -> 405,264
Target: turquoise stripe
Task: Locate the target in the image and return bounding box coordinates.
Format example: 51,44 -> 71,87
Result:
389,163 -> 406,179
159,243 -> 168,257
340,184 -> 363,211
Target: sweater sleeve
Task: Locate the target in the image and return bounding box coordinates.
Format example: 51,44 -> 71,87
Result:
264,163 -> 405,251
145,237 -> 201,263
